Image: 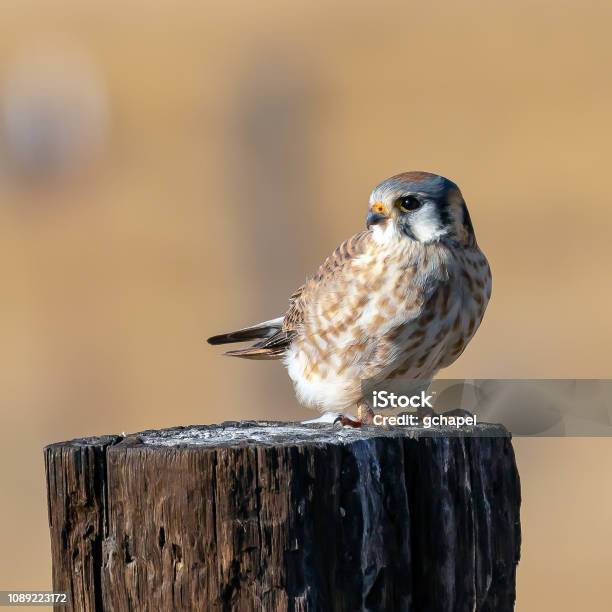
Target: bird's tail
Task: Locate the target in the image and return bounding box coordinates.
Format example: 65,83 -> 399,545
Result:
207,317 -> 287,360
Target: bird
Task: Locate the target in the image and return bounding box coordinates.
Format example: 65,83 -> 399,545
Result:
208,171 -> 491,426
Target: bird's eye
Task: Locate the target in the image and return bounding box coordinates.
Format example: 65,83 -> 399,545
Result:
397,196 -> 422,212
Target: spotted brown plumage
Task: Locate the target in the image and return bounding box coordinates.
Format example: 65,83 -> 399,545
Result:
208,171 -> 491,422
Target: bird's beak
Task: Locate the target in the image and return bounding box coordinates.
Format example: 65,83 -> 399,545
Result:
366,202 -> 388,229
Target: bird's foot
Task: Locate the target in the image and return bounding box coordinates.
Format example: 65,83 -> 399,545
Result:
334,414 -> 363,428
302,412 -> 362,427
333,405 -> 375,428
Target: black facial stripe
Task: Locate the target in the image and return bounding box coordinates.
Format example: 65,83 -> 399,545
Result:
399,222 -> 417,240
461,201 -> 475,235
437,199 -> 452,229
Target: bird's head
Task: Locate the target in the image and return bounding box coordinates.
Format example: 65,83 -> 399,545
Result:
366,171 -> 475,246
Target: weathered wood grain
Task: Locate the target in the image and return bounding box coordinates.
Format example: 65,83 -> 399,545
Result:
45,421 -> 521,612
45,435 -> 121,612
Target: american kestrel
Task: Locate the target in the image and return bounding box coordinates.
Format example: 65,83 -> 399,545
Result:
208,172 -> 491,426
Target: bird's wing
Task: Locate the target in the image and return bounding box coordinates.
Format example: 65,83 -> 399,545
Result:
220,230 -> 372,360
282,230 -> 371,334
207,317 -> 284,346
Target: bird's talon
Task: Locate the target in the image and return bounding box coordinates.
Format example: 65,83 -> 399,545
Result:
333,415 -> 363,428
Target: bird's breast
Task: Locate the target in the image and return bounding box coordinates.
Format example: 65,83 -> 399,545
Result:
284,240 -> 491,411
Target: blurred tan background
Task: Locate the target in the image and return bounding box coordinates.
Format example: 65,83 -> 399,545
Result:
0,1 -> 611,610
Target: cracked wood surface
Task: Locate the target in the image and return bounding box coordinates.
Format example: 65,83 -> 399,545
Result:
44,421 -> 521,612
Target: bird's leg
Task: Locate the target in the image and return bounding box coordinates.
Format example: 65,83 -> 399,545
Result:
358,403 -> 375,425
334,402 -> 375,428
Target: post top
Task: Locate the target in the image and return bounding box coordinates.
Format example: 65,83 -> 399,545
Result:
45,419 -> 509,451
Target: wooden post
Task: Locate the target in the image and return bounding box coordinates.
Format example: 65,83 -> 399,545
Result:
44,421 -> 521,611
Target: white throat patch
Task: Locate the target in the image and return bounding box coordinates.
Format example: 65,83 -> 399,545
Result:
371,220 -> 398,245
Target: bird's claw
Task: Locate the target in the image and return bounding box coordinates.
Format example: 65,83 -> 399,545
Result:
333,414 -> 363,428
